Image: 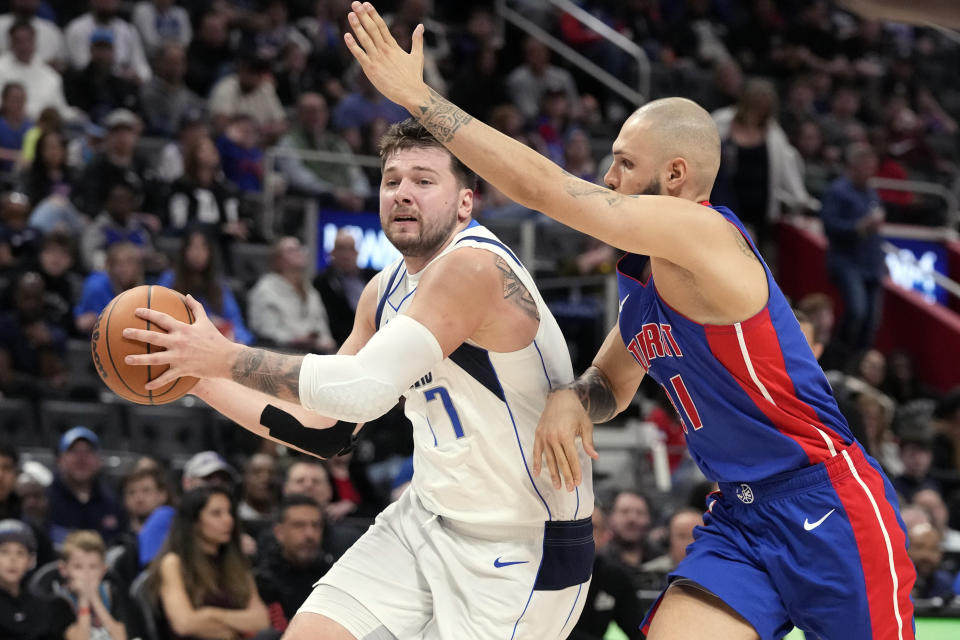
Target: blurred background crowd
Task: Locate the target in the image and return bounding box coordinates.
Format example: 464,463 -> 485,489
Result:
0,1 -> 959,639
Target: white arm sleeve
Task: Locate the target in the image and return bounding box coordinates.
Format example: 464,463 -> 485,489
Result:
298,314 -> 444,422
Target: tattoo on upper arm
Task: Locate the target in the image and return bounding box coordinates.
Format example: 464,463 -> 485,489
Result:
417,88 -> 473,143
730,225 -> 760,261
565,366 -> 618,423
494,255 -> 540,321
230,348 -> 303,402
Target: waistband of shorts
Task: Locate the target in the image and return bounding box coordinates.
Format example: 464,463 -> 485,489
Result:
717,443 -> 867,504
438,515 -> 592,542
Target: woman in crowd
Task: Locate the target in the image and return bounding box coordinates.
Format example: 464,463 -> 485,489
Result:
22,130 -> 82,235
147,486 -> 269,640
157,229 -> 252,345
166,136 -> 245,243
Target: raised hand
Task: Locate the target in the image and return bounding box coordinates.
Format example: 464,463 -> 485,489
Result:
343,1 -> 428,111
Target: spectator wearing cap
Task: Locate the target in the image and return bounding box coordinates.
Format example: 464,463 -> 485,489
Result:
208,53 -> 286,143
0,21 -> 70,121
506,37 -> 580,122
276,92 -> 371,211
47,427 -> 126,547
182,451 -> 238,492
0,443 -> 54,567
73,109 -> 155,221
14,462 -> 50,535
0,0 -> 67,68
140,42 -> 202,138
131,451 -> 239,575
63,29 -> 141,125
64,0 -> 151,83
131,0 -> 192,56
0,190 -> 40,269
255,494 -> 332,631
0,518 -> 54,640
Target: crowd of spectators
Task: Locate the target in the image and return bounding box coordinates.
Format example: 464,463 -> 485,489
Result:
0,1 -> 957,638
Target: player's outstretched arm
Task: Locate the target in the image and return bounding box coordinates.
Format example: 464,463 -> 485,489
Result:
534,327 -> 646,490
343,2 -> 731,273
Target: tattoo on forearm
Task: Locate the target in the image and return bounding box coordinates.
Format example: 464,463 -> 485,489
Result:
561,170 -> 629,207
416,87 -> 473,143
230,348 -> 303,402
494,256 -> 540,321
566,366 -> 617,423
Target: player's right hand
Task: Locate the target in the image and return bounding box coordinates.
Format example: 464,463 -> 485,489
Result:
533,389 -> 599,491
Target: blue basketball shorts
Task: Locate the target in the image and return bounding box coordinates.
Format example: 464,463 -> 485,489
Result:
641,444 -> 916,640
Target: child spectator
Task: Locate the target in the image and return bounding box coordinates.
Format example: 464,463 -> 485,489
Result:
51,530 -> 127,640
0,519 -> 53,640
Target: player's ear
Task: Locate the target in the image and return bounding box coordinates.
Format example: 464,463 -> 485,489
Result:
457,187 -> 473,222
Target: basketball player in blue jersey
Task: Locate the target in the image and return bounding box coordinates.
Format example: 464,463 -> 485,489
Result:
122,118 -> 594,639
336,3 -> 916,639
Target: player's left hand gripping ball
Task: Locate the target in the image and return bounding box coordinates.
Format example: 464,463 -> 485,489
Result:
122,294 -> 237,389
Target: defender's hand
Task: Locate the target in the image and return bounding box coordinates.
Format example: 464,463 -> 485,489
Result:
533,389 -> 600,491
343,1 -> 429,111
122,295 -> 239,387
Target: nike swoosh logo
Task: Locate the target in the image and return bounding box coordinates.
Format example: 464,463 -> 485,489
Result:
803,508 -> 836,531
619,294 -> 630,313
494,557 -> 529,568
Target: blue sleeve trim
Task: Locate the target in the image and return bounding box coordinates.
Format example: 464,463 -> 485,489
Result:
375,261 -> 405,328
455,235 -> 524,268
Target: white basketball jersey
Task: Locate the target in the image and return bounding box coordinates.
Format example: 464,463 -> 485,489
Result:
375,222 -> 594,527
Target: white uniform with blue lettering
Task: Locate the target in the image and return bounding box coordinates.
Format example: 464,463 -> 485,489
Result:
301,222 -> 594,639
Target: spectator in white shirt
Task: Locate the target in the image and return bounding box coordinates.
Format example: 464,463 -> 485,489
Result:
131,0 -> 192,56
248,236 -> 336,352
0,20 -> 70,119
506,36 -> 580,122
208,53 -> 286,142
0,0 -> 66,67
65,0 -> 151,83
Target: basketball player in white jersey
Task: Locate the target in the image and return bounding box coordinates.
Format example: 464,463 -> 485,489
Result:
123,120 -> 595,639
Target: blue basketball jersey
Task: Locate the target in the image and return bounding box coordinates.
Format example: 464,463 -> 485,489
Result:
616,204 -> 854,482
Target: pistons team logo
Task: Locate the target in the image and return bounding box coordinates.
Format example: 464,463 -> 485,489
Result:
736,483 -> 754,504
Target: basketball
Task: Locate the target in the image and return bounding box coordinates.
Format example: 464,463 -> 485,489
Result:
90,285 -> 198,405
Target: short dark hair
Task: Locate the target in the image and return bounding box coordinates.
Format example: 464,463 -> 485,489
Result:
121,466 -> 167,495
278,493 -> 321,521
378,119 -> 476,190
0,440 -> 18,466
7,20 -> 33,39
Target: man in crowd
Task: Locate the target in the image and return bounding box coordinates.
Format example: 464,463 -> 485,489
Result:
313,230 -> 377,345
256,494 -> 333,631
0,20 -> 70,120
47,427 -> 126,546
605,489 -> 653,572
139,43 -> 201,138
639,508 -> 705,588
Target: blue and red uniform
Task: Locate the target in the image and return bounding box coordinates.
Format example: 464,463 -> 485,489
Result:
617,204 -> 915,639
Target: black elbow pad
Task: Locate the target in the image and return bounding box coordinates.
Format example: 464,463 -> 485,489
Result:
260,405 -> 358,458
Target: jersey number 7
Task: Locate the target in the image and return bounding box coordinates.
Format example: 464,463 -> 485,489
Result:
424,386 -> 465,441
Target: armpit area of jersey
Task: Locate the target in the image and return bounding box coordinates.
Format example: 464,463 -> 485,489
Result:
260,404 -> 358,458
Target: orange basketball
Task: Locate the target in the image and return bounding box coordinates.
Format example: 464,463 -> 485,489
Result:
91,285 -> 198,405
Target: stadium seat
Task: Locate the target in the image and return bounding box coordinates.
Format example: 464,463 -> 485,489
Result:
39,400 -> 127,449
127,404 -> 212,459
0,397 -> 41,446
26,560 -> 60,598
65,339 -> 101,398
230,242 -> 274,288
129,571 -> 160,640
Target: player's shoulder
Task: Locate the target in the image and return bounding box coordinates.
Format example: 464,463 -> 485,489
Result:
425,245 -> 502,283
